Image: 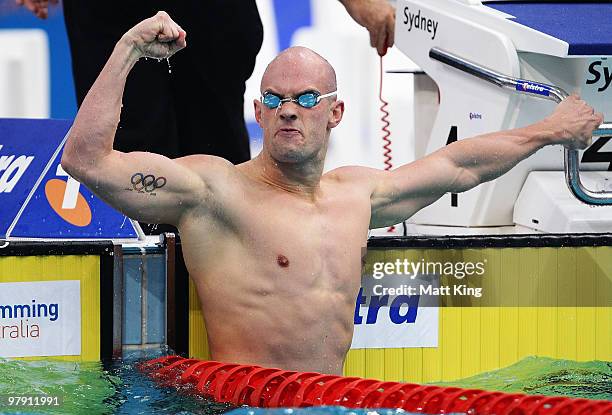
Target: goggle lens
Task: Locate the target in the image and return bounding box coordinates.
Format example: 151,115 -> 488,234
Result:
261,92 -> 321,109
262,94 -> 282,109
297,93 -> 318,108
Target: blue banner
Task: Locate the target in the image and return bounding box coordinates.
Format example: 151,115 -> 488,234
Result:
0,118 -> 138,239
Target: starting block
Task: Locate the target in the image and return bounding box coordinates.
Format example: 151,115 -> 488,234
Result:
394,1 -> 612,232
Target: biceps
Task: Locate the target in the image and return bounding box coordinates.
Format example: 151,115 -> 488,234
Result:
369,155 -> 459,224
94,174 -> 200,225
66,150 -> 206,225
372,158 -> 449,205
370,193 -> 444,228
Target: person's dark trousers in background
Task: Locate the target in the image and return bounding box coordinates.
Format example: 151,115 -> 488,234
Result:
62,1 -> 264,234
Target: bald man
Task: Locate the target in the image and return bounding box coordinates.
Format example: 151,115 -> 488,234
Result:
62,12 -> 603,374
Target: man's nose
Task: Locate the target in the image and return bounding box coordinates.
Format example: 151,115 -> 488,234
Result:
278,102 -> 298,121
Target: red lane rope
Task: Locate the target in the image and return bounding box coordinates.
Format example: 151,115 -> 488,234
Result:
139,356 -> 612,414
379,55 -> 395,233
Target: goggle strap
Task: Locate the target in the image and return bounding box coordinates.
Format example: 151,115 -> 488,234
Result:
317,91 -> 337,101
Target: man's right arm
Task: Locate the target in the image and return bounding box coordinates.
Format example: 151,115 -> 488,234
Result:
365,95 -> 603,228
61,11 -> 215,226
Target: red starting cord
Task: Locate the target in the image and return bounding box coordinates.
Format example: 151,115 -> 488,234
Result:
378,54 -> 395,233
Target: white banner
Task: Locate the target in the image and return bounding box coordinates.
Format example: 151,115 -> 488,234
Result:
351,301 -> 438,349
0,280 -> 81,357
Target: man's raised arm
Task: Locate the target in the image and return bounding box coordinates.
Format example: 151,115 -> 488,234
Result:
61,11 -> 220,226
368,95 -> 604,228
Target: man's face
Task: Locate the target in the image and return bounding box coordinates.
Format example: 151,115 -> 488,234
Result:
254,54 -> 344,164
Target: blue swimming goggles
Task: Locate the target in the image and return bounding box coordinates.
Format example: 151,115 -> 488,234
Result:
260,90 -> 337,109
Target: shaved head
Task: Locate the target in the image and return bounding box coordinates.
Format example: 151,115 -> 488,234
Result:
261,46 -> 337,93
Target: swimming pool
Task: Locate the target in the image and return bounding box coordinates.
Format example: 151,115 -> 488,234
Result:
0,348 -> 609,414
0,347 -> 232,414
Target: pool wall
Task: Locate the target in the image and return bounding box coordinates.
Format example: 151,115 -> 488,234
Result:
0,235 -> 176,361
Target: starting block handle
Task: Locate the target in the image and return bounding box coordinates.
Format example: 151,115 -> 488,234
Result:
429,47 -> 612,206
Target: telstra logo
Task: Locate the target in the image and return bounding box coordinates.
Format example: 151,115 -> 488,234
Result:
0,144 -> 35,194
44,164 -> 92,227
516,81 -> 550,96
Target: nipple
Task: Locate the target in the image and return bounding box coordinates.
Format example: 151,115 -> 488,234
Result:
277,254 -> 290,268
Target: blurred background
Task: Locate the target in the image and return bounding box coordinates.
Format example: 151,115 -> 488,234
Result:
0,0 -> 419,173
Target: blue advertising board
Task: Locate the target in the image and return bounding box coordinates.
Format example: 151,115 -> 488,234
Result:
0,118 -> 139,239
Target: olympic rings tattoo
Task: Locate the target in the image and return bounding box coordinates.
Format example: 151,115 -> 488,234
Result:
130,173 -> 167,193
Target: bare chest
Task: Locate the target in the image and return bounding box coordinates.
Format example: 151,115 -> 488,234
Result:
220,186 -> 368,291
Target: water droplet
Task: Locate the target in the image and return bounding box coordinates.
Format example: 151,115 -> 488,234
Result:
166,57 -> 172,74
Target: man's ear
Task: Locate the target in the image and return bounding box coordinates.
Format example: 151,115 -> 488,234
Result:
328,100 -> 345,129
254,99 -> 263,127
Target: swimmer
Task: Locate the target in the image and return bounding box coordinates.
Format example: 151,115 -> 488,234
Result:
61,12 -> 603,375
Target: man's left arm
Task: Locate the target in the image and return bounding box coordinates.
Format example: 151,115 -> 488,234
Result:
369,95 -> 603,228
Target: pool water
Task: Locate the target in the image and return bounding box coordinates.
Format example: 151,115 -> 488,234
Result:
0,350 -> 609,414
0,347 -> 233,414
431,355 -> 612,401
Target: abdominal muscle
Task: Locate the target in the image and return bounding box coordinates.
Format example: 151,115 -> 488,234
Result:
184,238 -> 362,375
197,277 -> 357,375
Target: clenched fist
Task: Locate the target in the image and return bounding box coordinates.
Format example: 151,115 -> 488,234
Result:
122,11 -> 187,60
545,94 -> 604,150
